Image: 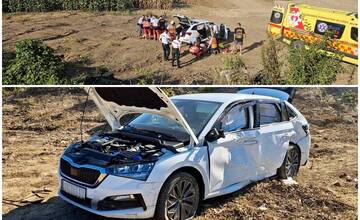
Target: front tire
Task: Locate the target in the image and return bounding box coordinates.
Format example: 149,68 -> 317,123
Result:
155,172 -> 200,220
291,40 -> 305,49
277,145 -> 301,179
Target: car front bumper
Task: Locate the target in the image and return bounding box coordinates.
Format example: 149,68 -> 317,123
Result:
58,174 -> 162,219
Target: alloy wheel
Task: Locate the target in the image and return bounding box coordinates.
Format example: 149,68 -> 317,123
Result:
166,179 -> 197,220
285,148 -> 300,177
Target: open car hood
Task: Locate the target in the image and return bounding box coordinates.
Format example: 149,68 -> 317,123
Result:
174,15 -> 191,26
88,87 -> 199,145
238,88 -> 296,103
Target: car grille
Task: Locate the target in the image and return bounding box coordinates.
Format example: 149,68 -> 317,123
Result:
60,158 -> 101,185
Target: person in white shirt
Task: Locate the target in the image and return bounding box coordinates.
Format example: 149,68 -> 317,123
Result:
137,15 -> 145,37
159,30 -> 172,61
151,16 -> 160,40
171,35 -> 182,68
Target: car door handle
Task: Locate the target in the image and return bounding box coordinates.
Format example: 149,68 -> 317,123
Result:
244,140 -> 258,145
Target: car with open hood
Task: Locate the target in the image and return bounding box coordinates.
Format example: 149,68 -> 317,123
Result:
58,88 -> 311,220
174,15 -> 229,44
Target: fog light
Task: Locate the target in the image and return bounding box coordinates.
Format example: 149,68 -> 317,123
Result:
110,195 -> 135,201
97,194 -> 147,211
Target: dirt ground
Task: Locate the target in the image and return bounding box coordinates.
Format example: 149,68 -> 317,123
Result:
2,88 -> 358,220
2,0 -> 358,84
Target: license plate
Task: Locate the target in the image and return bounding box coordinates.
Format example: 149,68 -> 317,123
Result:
61,180 -> 86,199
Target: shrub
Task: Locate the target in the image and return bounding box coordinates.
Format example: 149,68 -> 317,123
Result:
259,37 -> 282,84
4,39 -> 68,85
284,36 -> 343,85
215,55 -> 252,85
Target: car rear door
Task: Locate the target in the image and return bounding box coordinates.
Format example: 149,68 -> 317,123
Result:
207,102 -> 260,192
256,101 -> 295,176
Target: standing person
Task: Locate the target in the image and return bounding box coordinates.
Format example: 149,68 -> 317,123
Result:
171,35 -> 182,68
208,33 -> 220,55
158,16 -> 167,36
137,15 -> 145,38
167,20 -> 177,40
233,23 -> 246,55
151,16 -> 160,41
159,29 -> 171,61
143,18 -> 151,39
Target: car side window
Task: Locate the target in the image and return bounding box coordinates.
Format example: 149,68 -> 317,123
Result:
286,105 -> 297,120
314,20 -> 345,39
220,106 -> 249,132
270,11 -> 283,24
259,103 -> 281,125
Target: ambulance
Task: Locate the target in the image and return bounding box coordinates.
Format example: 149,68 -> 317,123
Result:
268,2 -> 358,65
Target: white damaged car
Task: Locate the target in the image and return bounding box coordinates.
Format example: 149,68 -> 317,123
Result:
58,88 -> 311,220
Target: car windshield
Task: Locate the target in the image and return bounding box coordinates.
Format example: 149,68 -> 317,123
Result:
123,99 -> 221,142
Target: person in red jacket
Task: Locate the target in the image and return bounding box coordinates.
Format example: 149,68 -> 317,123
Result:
143,18 -> 151,39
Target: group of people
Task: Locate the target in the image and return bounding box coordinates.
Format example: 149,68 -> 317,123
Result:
137,14 -> 181,68
137,14 -> 176,41
137,15 -> 247,68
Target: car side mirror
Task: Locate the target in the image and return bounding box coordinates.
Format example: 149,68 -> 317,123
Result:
205,128 -> 225,143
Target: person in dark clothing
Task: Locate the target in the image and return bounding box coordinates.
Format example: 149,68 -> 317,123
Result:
158,16 -> 167,35
233,23 -> 246,54
171,35 -> 181,68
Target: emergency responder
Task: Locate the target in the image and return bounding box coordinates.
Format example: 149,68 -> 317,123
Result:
143,18 -> 152,39
151,15 -> 160,40
167,20 -> 177,40
171,35 -> 181,68
159,29 -> 172,61
233,23 -> 246,55
208,33 -> 220,54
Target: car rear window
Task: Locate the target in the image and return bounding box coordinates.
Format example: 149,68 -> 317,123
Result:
260,103 -> 282,125
314,20 -> 345,39
270,11 -> 283,24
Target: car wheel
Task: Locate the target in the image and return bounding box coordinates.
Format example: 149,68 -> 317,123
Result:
155,172 -> 200,220
291,40 -> 305,49
277,145 -> 301,179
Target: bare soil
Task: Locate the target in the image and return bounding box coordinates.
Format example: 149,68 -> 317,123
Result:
2,88 -> 358,219
2,0 -> 358,84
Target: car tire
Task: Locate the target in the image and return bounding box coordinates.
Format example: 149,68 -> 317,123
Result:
291,40 -> 305,49
277,145 -> 301,179
154,172 -> 200,220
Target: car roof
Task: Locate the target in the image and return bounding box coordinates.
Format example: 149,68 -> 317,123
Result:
171,93 -> 279,104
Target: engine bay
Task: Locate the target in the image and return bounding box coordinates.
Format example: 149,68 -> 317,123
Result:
64,132 -> 183,167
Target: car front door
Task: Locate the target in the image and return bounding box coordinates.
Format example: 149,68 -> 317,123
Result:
207,102 -> 260,192
256,101 -> 295,177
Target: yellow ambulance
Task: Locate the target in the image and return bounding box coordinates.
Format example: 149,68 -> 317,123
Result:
268,2 -> 358,65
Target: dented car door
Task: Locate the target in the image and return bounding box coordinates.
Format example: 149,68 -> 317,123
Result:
207,102 -> 260,192
256,101 -> 295,177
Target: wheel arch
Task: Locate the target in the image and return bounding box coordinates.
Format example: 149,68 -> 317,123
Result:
161,166 -> 206,201
289,141 -> 302,163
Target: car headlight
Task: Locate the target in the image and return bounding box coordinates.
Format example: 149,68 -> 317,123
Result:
106,162 -> 155,181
